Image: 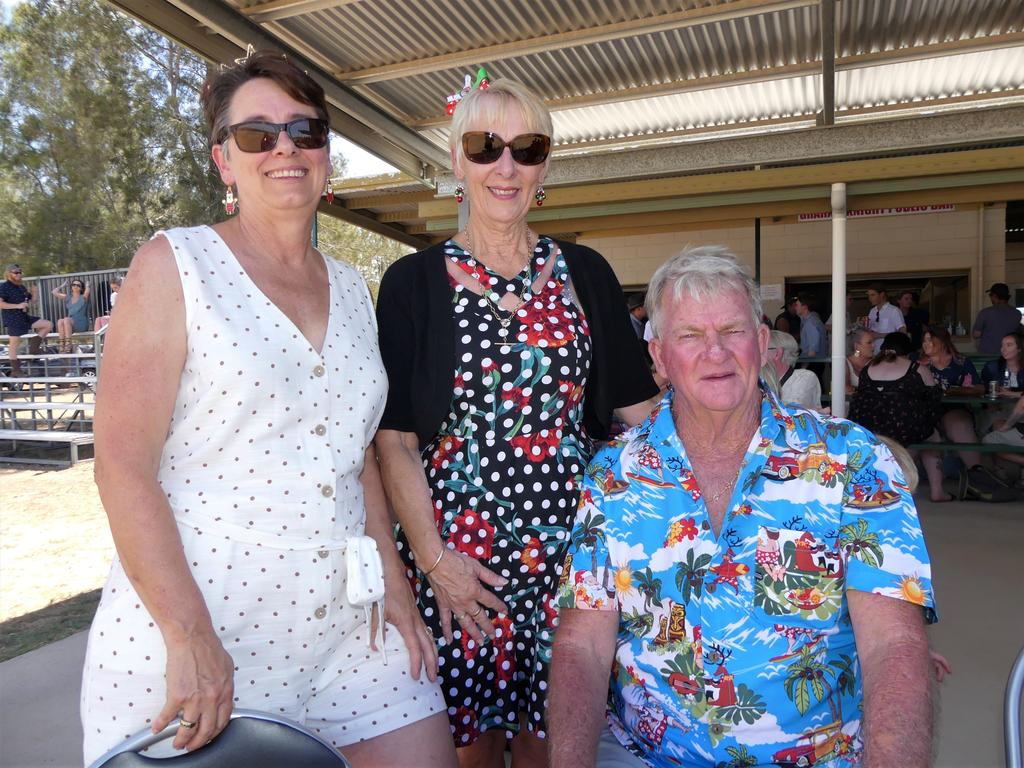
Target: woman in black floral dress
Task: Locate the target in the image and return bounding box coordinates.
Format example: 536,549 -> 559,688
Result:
375,79 -> 658,767
849,332 -> 949,501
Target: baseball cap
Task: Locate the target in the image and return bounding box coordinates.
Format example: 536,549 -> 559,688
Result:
987,283 -> 1010,300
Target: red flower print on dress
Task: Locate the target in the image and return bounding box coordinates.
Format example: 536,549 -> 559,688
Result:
482,359 -> 498,375
493,615 -> 516,682
501,385 -> 529,410
516,300 -> 575,348
451,705 -> 479,743
509,429 -> 559,463
542,591 -> 559,629
430,435 -> 464,470
520,536 -> 544,573
449,510 -> 495,560
460,630 -> 480,661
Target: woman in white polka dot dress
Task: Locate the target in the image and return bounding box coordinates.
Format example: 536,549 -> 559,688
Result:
81,51 -> 456,767
375,80 -> 659,767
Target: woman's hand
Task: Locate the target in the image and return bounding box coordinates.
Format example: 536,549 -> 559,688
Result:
153,629 -> 235,752
376,561 -> 439,682
427,549 -> 509,644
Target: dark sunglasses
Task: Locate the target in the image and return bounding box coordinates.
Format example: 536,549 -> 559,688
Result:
461,132 -> 551,166
10,270 -> 23,275
225,117 -> 329,153
71,283 -> 84,288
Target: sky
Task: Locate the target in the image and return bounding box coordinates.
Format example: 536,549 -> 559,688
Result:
335,137 -> 397,179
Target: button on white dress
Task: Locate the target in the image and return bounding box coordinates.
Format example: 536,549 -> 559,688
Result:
81,226 -> 444,763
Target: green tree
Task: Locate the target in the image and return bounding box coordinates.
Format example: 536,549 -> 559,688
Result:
0,0 -> 220,273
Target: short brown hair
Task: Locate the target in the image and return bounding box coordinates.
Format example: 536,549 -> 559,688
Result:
201,50 -> 328,149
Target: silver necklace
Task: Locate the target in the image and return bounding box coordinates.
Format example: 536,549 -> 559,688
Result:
458,230 -> 535,331
704,462 -> 744,505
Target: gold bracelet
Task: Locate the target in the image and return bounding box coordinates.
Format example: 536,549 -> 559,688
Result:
422,547 -> 446,576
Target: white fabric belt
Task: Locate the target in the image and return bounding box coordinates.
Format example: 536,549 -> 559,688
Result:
176,513 -> 387,663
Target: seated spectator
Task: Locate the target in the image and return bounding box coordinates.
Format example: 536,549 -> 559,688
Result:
763,330 -> 821,409
0,264 -> 54,376
972,283 -> 1022,356
548,246 -> 936,768
917,327 -> 1014,501
845,328 -> 875,394
848,333 -> 948,501
51,278 -> 91,353
982,395 -> 1024,483
980,331 -> 1023,391
94,276 -> 122,332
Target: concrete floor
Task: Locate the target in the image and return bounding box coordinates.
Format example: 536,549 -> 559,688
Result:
0,495 -> 1021,768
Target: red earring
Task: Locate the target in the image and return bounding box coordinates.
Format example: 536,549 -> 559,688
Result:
223,186 -> 237,215
534,186 -> 546,207
325,178 -> 335,204
454,184 -> 465,204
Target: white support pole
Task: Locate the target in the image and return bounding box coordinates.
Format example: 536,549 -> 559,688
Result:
830,182 -> 848,418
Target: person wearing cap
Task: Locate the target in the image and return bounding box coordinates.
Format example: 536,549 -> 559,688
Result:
626,292 -> 647,340
0,264 -> 54,376
972,283 -> 1022,356
773,296 -> 800,341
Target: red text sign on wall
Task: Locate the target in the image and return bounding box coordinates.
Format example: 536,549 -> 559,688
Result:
798,204 -> 955,222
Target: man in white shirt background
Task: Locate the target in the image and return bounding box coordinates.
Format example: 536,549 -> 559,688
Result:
863,282 -> 906,353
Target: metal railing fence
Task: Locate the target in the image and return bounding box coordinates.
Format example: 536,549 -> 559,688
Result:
0,268 -> 125,335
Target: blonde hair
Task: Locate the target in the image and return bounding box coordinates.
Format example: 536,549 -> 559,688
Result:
449,79 -> 553,165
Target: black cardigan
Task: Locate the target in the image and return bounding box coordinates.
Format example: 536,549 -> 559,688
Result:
376,238 -> 659,449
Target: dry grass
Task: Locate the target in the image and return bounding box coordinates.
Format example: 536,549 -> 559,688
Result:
0,462 -> 114,659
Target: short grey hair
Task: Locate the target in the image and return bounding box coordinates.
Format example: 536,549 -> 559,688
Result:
769,330 -> 799,367
645,245 -> 763,338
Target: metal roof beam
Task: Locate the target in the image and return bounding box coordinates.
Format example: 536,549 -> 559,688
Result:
146,0 -> 449,176
425,106 -> 1024,193
318,200 -> 429,249
335,0 -> 817,84
818,0 -> 835,126
243,0 -> 359,24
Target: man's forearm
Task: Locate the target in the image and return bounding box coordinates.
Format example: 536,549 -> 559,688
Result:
549,623 -> 616,768
861,638 -> 933,767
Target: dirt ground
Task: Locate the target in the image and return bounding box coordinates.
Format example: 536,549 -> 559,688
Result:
0,462 -> 114,622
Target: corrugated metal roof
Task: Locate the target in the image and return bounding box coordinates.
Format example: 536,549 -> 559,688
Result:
238,0 -> 1024,165
205,0 -> 1024,241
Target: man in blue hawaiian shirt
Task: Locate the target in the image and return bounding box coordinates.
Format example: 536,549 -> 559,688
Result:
549,246 -> 935,768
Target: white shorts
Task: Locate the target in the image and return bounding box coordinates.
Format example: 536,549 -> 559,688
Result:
81,532 -> 445,764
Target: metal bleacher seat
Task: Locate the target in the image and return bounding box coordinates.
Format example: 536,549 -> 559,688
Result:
86,710 -> 351,768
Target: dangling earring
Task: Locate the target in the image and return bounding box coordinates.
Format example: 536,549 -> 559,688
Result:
325,177 -> 335,204
534,186 -> 546,207
223,186 -> 237,215
454,184 -> 465,204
